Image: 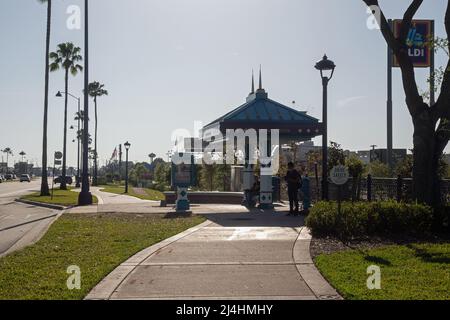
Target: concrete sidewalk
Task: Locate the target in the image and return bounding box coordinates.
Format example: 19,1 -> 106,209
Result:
86,208 -> 341,300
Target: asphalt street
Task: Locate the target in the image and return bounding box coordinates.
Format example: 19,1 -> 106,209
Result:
0,179 -> 59,257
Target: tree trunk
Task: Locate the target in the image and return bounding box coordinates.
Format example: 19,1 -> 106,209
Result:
61,69 -> 69,190
93,97 -> 98,186
411,112 -> 440,205
40,0 -> 51,196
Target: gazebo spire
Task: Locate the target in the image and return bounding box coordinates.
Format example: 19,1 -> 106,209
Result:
251,69 -> 255,94
259,65 -> 263,90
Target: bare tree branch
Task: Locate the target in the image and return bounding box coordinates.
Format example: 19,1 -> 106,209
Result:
432,60 -> 450,120
431,0 -> 450,120
399,0 -> 424,42
362,0 -> 425,115
446,0 -> 450,53
435,118 -> 450,157
363,0 -> 400,52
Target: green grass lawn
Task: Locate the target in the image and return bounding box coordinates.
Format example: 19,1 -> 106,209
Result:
21,188 -> 98,207
100,184 -> 165,201
315,243 -> 450,300
0,213 -> 205,300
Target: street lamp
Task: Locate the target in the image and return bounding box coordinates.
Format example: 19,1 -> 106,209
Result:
124,141 -> 131,193
315,54 -> 336,201
57,91 -> 81,187
78,0 -> 93,205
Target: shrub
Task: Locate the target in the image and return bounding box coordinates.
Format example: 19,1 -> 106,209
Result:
433,205 -> 450,232
306,201 -> 433,238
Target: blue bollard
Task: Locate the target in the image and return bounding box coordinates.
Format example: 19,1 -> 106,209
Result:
302,176 -> 311,211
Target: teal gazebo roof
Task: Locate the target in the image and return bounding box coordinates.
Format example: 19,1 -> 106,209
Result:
203,75 -> 323,141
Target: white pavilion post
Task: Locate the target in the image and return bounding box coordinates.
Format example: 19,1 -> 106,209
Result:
259,129 -> 274,209
243,140 -> 254,191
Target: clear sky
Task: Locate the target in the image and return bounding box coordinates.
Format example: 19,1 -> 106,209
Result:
0,0 -> 447,167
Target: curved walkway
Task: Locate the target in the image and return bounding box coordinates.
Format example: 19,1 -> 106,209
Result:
90,187 -> 153,205
86,209 -> 341,300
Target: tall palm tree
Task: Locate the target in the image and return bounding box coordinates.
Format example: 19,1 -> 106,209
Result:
2,148 -> 13,170
38,0 -> 52,196
87,81 -> 108,186
74,110 -> 87,124
50,42 -> 83,190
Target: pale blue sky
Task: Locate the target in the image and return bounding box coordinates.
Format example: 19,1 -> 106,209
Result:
0,0 -> 447,167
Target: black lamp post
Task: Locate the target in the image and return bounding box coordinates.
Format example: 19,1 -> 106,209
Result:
57,91 -> 81,188
124,141 -> 131,193
78,0 -> 92,205
315,54 -> 336,201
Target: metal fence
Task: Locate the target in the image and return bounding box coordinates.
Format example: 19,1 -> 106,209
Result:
280,175 -> 450,204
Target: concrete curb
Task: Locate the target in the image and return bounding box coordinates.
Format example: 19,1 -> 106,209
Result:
293,227 -> 342,300
14,198 -> 70,211
0,211 -> 64,258
85,220 -> 213,300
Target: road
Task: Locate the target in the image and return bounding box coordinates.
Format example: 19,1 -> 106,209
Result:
0,179 -> 59,257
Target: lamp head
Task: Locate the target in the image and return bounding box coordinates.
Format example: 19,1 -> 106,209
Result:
124,141 -> 131,150
56,91 -> 63,97
315,54 -> 336,80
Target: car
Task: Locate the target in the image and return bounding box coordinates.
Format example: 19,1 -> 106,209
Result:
20,174 -> 31,182
4,174 -> 13,181
53,176 -> 73,185
0,175 -> 4,183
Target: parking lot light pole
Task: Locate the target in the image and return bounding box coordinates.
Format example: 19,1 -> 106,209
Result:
315,54 -> 336,201
124,141 -> 131,193
57,91 -> 81,188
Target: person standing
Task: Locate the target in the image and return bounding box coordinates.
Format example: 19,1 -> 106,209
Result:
285,162 -> 302,216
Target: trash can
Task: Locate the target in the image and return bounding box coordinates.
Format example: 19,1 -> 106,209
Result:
272,177 -> 281,203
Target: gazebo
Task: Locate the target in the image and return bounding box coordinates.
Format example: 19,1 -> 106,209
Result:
202,70 -> 323,208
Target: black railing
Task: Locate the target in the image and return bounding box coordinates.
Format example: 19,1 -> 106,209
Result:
281,176 -> 450,204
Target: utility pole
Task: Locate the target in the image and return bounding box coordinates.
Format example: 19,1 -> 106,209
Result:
370,145 -> 377,163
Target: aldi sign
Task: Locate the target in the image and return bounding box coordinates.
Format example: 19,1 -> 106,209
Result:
393,20 -> 433,68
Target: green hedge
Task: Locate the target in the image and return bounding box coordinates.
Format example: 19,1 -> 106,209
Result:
305,201 -> 433,238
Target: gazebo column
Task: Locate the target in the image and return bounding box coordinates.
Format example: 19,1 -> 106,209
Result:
259,130 -> 274,209
259,160 -> 273,209
243,140 -> 254,192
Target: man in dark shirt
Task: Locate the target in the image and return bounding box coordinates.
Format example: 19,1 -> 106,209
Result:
285,162 -> 302,216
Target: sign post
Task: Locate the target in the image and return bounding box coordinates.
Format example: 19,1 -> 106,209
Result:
330,165 -> 349,219
52,152 -> 63,200
171,154 -> 195,213
387,19 -> 434,170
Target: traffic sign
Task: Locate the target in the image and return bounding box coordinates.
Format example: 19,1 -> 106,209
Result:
330,165 -> 349,185
393,20 -> 433,68
54,152 -> 63,160
54,160 -> 62,166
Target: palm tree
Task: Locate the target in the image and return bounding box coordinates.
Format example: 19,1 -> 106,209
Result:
1,148 -> 13,170
38,0 -> 52,196
74,110 -> 87,124
50,42 -> 83,190
19,151 -> 26,162
87,81 -> 108,186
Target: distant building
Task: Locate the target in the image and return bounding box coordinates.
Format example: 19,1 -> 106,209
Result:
31,167 -> 42,177
371,149 -> 407,166
0,162 -> 7,174
14,162 -> 34,175
281,141 -> 322,164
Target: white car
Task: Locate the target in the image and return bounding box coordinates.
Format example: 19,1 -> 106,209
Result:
20,174 -> 31,182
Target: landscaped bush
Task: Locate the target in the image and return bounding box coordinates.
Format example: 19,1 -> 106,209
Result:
305,201 -> 433,238
433,205 -> 450,232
